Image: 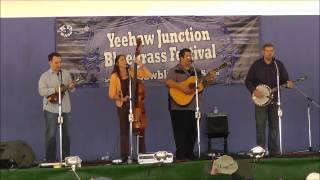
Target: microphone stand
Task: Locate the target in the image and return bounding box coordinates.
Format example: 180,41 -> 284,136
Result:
39,70 -> 65,168
58,70 -> 64,163
293,85 -> 320,152
273,60 -> 283,155
127,60 -> 137,164
191,62 -> 201,158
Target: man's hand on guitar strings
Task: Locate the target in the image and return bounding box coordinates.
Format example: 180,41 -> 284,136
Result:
179,83 -> 194,95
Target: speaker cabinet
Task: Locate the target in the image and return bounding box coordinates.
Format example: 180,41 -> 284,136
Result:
206,113 -> 229,153
0,140 -> 35,168
206,113 -> 229,137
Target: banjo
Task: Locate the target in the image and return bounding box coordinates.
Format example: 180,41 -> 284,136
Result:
252,76 -> 306,106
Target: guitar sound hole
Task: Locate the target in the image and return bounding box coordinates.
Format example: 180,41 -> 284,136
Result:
189,83 -> 195,89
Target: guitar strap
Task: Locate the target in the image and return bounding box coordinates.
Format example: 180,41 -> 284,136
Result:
187,69 -> 201,77
174,69 -> 185,74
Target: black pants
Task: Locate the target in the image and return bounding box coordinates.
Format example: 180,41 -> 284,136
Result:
170,110 -> 197,160
255,104 -> 279,154
44,111 -> 70,162
117,104 -> 146,160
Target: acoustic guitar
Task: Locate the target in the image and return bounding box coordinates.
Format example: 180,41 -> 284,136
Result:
169,62 -> 227,106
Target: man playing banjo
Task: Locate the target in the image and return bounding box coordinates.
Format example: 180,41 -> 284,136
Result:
245,43 -> 293,156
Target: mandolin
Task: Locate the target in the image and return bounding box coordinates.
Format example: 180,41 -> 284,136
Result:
47,75 -> 84,104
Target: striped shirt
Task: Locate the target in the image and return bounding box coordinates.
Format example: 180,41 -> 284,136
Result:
38,69 -> 75,113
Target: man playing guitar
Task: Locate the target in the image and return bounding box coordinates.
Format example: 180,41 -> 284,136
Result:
166,48 -> 215,161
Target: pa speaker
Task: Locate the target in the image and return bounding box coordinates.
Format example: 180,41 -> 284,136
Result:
206,113 -> 229,136
0,140 -> 35,168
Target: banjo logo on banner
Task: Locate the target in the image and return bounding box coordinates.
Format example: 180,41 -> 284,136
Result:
56,16 -> 260,87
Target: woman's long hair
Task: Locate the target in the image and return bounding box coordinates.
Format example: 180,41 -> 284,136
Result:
111,54 -> 126,78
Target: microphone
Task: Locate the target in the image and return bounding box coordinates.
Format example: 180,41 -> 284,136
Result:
56,69 -> 62,77
57,69 -> 63,86
297,75 -> 308,82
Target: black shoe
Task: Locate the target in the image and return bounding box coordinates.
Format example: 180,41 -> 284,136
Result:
174,159 -> 187,163
269,152 -> 281,157
122,158 -> 128,163
187,154 -> 197,160
46,159 -> 57,163
174,156 -> 189,163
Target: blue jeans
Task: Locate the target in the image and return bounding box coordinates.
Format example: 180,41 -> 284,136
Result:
255,104 -> 279,154
44,110 -> 70,161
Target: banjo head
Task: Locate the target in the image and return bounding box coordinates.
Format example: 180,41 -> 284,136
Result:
252,84 -> 272,106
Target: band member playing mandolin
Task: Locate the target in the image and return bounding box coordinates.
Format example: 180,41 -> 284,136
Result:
166,48 -> 215,161
38,52 -> 75,162
109,54 -> 151,162
245,43 -> 293,156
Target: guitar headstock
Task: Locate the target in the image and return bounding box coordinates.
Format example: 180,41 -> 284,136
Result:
217,62 -> 228,70
208,61 -> 229,75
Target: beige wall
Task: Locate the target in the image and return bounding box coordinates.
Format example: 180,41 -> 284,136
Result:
1,0 -> 319,18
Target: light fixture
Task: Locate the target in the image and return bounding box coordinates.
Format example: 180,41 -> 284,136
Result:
248,146 -> 266,159
65,156 -> 82,180
306,172 -> 320,180
65,156 -> 82,169
154,151 -> 169,162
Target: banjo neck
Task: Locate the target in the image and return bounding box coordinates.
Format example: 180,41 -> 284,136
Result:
270,83 -> 288,93
269,77 -> 303,93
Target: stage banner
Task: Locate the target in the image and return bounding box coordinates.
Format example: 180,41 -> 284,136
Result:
56,16 -> 260,87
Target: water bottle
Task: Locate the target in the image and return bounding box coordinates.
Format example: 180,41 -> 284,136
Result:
101,152 -> 110,161
105,152 -> 110,161
213,106 -> 218,114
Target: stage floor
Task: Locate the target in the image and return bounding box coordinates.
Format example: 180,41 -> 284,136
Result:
1,156 -> 319,180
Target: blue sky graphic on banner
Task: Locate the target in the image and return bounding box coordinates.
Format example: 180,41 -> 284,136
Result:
56,16 -> 260,87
